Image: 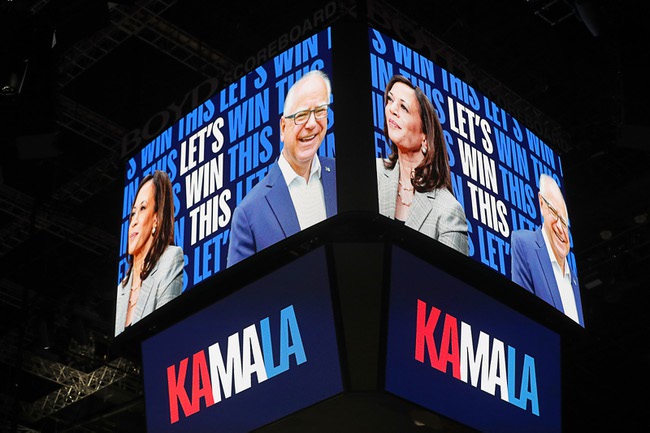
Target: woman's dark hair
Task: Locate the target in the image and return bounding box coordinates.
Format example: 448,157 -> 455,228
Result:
383,75 -> 453,194
122,170 -> 176,286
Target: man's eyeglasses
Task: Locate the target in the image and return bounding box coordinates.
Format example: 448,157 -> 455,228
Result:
541,194 -> 569,230
285,104 -> 329,125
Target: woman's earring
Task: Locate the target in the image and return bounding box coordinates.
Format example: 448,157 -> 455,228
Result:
421,141 -> 428,155
152,227 -> 157,236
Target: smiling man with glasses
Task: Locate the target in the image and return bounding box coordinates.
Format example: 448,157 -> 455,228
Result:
510,174 -> 584,326
227,70 -> 337,267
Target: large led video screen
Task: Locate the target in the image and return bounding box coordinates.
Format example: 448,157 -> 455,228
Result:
115,28 -> 336,336
141,246 -> 342,433
369,27 -> 584,327
385,246 -> 561,433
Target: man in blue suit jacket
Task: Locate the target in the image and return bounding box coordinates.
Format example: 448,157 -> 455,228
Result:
510,174 -> 584,326
227,70 -> 337,267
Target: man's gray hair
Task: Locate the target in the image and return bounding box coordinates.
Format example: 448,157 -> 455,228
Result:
539,173 -> 567,214
283,69 -> 331,115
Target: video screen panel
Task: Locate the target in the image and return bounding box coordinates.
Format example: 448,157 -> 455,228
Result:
115,28 -> 336,336
385,246 -> 561,433
141,246 -> 343,433
369,27 -> 584,327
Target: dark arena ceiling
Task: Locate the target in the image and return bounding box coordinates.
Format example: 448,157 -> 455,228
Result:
0,0 -> 648,432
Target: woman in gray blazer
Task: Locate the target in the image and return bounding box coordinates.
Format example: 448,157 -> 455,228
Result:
115,170 -> 183,335
377,75 -> 468,255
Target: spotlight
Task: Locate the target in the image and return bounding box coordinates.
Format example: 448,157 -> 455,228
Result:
37,319 -> 51,350
1,59 -> 28,97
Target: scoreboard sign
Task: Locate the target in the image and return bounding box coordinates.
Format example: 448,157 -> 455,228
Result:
141,247 -> 342,433
385,246 -> 561,433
